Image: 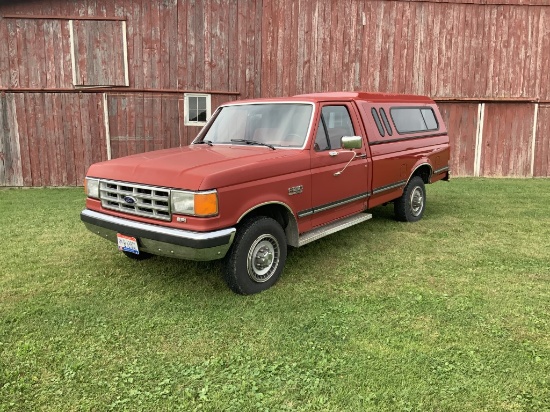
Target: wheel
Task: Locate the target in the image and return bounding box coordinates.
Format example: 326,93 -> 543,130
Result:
123,250 -> 153,260
394,176 -> 426,222
224,217 -> 287,295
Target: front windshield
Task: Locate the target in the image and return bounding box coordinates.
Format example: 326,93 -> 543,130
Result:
201,103 -> 313,148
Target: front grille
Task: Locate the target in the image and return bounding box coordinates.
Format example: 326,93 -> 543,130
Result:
99,180 -> 171,221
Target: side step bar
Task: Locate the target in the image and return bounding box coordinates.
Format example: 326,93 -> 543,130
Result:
297,213 -> 372,247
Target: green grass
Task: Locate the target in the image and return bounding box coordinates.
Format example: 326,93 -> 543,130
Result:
1,178 -> 549,411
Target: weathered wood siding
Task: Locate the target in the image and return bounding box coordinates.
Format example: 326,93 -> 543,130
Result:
10,93 -> 108,187
480,103 -> 535,177
1,0 -> 550,186
438,102 -> 479,177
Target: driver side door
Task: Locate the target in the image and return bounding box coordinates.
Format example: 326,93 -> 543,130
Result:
309,103 -> 370,228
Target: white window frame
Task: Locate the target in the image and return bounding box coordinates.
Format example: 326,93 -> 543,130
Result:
184,93 -> 211,126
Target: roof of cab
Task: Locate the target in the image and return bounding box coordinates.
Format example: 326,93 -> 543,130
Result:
223,92 -> 435,105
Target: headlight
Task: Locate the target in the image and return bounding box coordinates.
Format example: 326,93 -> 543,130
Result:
171,190 -> 218,217
85,178 -> 100,199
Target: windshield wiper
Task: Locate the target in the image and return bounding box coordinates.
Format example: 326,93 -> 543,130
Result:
194,140 -> 213,146
231,139 -> 276,150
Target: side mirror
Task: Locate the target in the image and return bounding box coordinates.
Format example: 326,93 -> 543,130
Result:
341,136 -> 362,150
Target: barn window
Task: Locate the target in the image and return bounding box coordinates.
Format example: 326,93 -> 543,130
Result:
184,93 -> 211,126
70,20 -> 129,87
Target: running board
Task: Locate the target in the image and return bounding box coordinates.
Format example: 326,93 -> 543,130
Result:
297,213 -> 372,247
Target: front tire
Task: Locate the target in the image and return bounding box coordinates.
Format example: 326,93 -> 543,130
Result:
394,176 -> 426,222
224,217 -> 287,295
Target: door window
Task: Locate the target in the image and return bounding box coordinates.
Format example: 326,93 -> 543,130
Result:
314,106 -> 355,151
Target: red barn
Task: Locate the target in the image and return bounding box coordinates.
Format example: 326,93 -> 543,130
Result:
1,0 -> 549,186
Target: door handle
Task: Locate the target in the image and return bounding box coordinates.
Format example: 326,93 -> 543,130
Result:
329,151 -> 338,157
355,153 -> 367,159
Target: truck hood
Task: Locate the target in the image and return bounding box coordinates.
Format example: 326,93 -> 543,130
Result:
87,145 -> 310,190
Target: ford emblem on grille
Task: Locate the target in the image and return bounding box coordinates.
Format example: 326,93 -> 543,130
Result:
124,196 -> 137,204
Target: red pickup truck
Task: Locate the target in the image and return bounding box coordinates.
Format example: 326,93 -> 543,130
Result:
82,92 -> 450,294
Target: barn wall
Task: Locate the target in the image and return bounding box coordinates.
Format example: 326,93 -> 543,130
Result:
1,0 -> 549,186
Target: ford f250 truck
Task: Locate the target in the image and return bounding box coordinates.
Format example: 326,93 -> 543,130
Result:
81,92 -> 450,294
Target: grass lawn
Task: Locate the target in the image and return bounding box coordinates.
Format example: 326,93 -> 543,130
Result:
0,178 -> 549,411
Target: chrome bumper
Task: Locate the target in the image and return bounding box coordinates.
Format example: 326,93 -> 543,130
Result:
81,209 -> 236,261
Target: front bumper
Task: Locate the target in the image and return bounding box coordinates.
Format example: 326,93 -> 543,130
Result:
81,209 -> 236,261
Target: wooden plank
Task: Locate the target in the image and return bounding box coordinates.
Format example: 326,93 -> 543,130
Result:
524,7 -> 538,98
126,0 -> 141,89
78,93 -> 93,181
13,94 -> 32,186
34,19 -> 48,88
87,93 -> 105,164
288,0 -> 299,94
353,0 -> 364,90
50,92 -> 67,185
106,94 -> 120,159
0,93 -> 23,186
280,0 -> 292,95
185,0 -> 196,90
6,20 -> 19,88
404,2 -> 417,94
253,0 -> 262,98
300,0 -> 313,94
210,0 -> 227,91
40,92 -> 55,186
17,19 -> 31,88
201,0 -> 210,91
176,0 -> 187,90
517,5 -> 529,97
0,16 -> 10,88
294,0 -> 304,95
234,0 -> 246,96
59,93 -> 76,185
330,0 -> 344,91
396,1 -> 409,93
342,0 -> 356,92
49,19 -> 62,87
57,20 -> 73,88
534,106 -> 550,176
262,0 -> 274,96
28,93 -> 43,185
143,94 -> 154,153
159,0 -> 177,90
538,9 -> 550,100
70,93 -> 85,182
469,5 -> 481,98
479,4 -> 491,97
150,1 -> 161,89
390,1 -> 404,92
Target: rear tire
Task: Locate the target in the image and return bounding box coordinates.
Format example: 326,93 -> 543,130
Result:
224,217 -> 287,295
394,176 -> 426,222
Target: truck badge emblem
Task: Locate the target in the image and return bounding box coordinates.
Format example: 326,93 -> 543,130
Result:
288,185 -> 303,195
124,196 -> 137,204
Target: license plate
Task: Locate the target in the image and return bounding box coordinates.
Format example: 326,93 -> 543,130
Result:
117,233 -> 139,254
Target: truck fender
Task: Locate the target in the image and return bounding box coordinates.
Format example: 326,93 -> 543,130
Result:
408,161 -> 433,184
237,201 -> 300,247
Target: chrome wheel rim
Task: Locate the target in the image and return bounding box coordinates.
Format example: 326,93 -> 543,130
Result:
410,186 -> 424,217
247,234 -> 280,283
